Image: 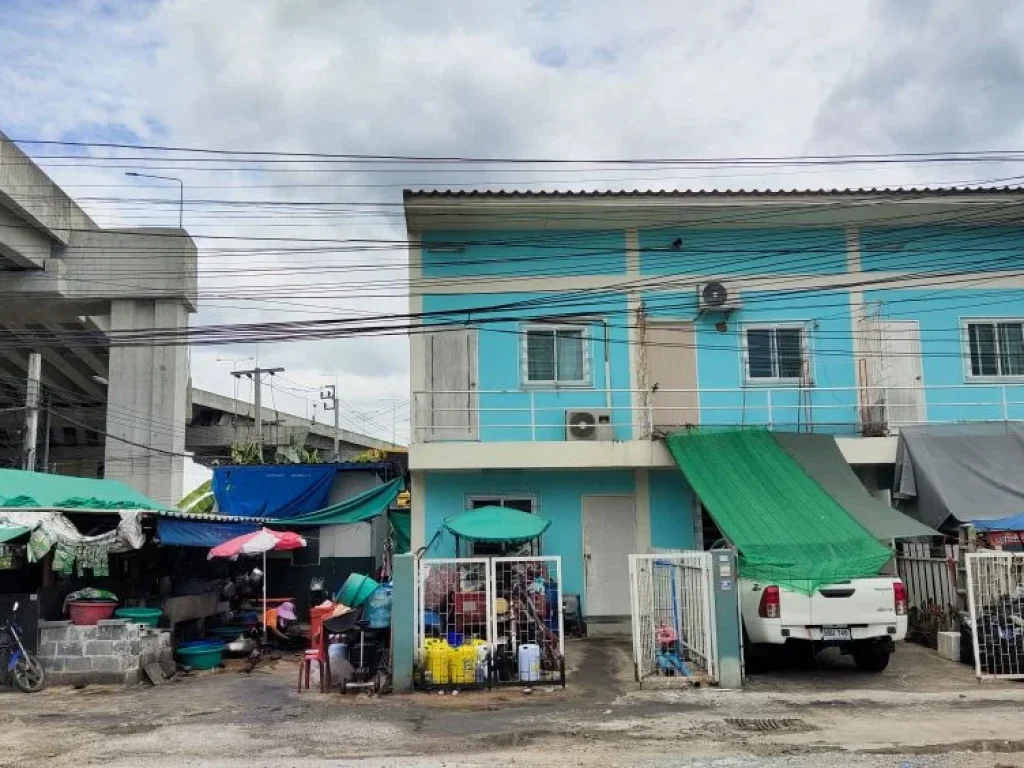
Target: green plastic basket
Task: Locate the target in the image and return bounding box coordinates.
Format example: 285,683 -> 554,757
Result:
336,573 -> 379,608
176,642 -> 225,670
114,607 -> 163,628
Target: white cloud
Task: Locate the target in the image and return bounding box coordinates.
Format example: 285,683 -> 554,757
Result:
2,0 -> 1022,460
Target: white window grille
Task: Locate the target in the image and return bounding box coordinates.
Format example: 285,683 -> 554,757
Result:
965,320 -> 1024,379
521,324 -> 590,385
743,324 -> 808,382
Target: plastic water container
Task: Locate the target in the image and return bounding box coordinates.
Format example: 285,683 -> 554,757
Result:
449,645 -> 477,684
424,638 -> 451,684
518,643 -> 541,682
336,573 -> 379,608
364,584 -> 393,629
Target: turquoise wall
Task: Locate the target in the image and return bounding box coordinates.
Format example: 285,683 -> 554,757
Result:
423,469 -> 697,609
418,225 -> 1024,437
422,291 -> 634,440
864,286 -> 1024,422
423,469 -> 637,608
638,228 -> 848,275
643,288 -> 860,434
861,226 -> 1024,273
421,230 -> 626,278
649,470 -> 696,549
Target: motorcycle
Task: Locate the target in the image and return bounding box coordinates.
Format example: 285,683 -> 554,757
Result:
2,602 -> 46,693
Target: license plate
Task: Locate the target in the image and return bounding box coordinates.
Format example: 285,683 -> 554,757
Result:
821,626 -> 852,641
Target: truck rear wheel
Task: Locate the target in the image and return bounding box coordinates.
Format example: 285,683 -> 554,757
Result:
852,645 -> 891,673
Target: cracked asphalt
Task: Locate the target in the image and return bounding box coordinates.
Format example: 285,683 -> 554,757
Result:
3,639 -> 1024,767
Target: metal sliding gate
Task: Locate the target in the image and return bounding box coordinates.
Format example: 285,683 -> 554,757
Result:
414,556 -> 565,688
629,552 -> 717,685
965,551 -> 1024,680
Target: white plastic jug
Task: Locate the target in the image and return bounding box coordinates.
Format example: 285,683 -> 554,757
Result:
518,643 -> 541,682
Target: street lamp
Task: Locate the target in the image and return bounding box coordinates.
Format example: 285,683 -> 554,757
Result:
125,172 -> 184,229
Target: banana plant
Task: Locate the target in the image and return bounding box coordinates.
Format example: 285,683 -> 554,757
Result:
177,479 -> 215,515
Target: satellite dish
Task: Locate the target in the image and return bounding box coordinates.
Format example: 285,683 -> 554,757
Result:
702,281 -> 729,307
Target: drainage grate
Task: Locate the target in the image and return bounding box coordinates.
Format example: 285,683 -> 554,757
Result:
726,718 -> 810,733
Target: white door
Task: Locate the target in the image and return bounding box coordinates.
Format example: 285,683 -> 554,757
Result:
875,321 -> 926,427
426,328 -> 478,440
582,495 -> 637,616
647,322 -> 699,432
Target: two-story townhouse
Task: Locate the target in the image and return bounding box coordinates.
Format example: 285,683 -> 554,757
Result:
404,188 -> 1024,623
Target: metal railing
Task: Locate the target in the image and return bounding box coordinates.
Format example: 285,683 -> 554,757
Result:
629,552 -> 717,685
896,542 -> 959,646
411,383 -> 1024,442
965,551 -> 1024,680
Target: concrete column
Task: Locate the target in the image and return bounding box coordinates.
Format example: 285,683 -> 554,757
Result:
104,299 -> 189,506
390,553 -> 416,692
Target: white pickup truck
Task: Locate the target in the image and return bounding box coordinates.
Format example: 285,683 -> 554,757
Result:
739,576 -> 908,671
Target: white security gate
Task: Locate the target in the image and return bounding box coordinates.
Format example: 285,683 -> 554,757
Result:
629,553 -> 717,685
414,556 -> 565,687
489,556 -> 565,684
415,557 -> 492,656
965,551 -> 1024,680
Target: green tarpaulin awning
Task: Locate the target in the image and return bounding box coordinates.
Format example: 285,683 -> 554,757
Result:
774,433 -> 939,540
444,505 -> 550,543
390,510 -> 411,554
279,477 -> 404,526
0,524 -> 30,543
0,468 -> 168,511
666,429 -> 893,593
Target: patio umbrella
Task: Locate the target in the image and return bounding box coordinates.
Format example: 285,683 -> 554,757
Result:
208,528 -> 307,641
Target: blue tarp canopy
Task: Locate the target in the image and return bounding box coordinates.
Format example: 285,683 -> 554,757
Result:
213,464 -> 338,518
156,519 -> 260,547
212,463 -> 397,519
970,514 -> 1024,532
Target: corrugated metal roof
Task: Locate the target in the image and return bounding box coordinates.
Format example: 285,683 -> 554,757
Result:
149,508 -> 270,524
404,187 -> 1024,199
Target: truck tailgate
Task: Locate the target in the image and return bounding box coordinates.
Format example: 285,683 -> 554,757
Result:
807,579 -> 897,626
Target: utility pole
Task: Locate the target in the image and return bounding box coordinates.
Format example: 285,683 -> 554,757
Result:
320,382 -> 340,461
231,366 -> 284,454
23,353 -> 41,471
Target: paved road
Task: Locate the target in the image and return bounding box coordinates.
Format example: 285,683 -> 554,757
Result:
3,640 -> 1023,766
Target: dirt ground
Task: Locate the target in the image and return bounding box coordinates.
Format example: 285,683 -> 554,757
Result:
4,639 -> 1024,767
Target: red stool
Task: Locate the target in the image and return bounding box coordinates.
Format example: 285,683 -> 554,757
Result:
297,632 -> 331,693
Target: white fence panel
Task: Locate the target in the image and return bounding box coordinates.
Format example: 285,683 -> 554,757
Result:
489,556 -> 565,685
965,551 -> 1024,680
896,542 -> 959,643
415,557 -> 492,686
629,552 -> 716,685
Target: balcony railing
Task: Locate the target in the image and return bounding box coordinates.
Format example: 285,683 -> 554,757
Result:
411,384 -> 1024,442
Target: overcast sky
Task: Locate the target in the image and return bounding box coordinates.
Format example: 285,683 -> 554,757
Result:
2,0 -> 1023,489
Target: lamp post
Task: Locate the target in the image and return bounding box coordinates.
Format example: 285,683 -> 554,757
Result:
125,172 -> 184,229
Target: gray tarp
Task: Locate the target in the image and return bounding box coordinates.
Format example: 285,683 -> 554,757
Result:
774,433 -> 939,540
893,423 -> 1024,530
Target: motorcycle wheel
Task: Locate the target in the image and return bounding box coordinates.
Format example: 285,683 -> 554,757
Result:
12,654 -> 46,693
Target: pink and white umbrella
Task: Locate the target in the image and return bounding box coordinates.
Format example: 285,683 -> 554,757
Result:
208,528 -> 307,641
208,528 -> 306,560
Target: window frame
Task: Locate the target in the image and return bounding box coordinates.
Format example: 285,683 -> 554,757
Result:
520,323 -> 592,387
463,494 -> 539,557
741,322 -> 811,385
962,318 -> 1024,382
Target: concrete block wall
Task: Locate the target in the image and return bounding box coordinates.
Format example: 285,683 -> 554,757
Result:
38,619 -> 172,686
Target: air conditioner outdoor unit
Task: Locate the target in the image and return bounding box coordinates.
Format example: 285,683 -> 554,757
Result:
565,409 -> 613,441
697,281 -> 741,313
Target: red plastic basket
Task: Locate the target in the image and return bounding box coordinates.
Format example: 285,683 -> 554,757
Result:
67,601 -> 117,626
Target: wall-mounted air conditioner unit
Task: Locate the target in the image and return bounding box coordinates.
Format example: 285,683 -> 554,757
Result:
697,281 -> 742,313
565,409 -> 613,441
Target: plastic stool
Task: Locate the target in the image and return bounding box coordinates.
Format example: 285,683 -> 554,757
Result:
298,647 -> 331,693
